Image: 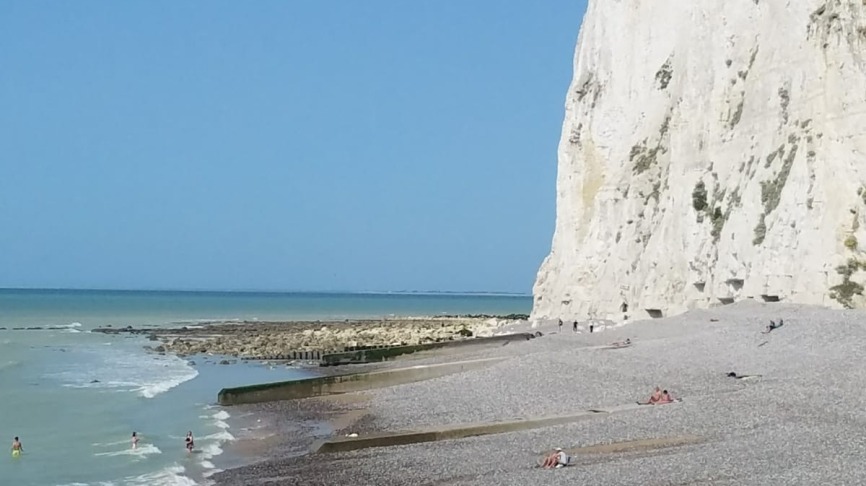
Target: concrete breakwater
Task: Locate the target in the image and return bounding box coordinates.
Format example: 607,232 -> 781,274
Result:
92,316 -> 527,359
217,356 -> 508,406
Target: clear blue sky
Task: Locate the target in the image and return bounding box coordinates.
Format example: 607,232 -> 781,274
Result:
0,1 -> 587,294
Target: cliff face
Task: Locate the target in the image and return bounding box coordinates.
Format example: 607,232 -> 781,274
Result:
533,0 -> 866,321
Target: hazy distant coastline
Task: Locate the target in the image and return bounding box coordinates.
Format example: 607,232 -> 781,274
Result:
0,287 -> 531,298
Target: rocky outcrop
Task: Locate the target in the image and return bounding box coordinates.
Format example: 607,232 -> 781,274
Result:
95,318 -> 520,358
534,0 -> 866,321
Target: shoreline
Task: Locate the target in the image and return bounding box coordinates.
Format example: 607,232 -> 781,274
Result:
156,353 -> 318,484
209,321 -> 541,484
212,377 -> 374,483
198,318 -> 525,483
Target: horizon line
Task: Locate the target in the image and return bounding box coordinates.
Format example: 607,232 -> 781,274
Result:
0,286 -> 532,297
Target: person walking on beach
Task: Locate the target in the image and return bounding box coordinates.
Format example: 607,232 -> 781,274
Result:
558,319 -> 563,332
573,321 -> 578,332
185,431 -> 194,452
11,436 -> 22,457
131,432 -> 139,450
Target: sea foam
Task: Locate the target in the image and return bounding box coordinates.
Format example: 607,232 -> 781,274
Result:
49,322 -> 83,332
122,464 -> 197,486
94,443 -> 162,458
49,346 -> 198,399
212,410 -> 230,421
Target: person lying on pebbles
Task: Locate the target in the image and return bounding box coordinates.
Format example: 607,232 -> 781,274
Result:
638,386 -> 662,405
638,387 -> 678,405
762,319 -> 784,334
658,390 -> 677,403
727,372 -> 761,381
609,338 -> 631,347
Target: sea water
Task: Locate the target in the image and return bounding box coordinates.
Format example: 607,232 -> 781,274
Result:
0,289 -> 530,485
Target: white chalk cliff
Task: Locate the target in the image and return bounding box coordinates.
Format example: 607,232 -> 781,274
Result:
533,0 -> 866,321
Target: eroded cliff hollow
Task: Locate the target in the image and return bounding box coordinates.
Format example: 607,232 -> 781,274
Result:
533,0 -> 866,321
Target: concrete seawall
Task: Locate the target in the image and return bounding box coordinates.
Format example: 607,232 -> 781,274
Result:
217,356 -> 507,406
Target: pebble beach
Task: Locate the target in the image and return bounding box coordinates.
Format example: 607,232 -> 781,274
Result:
212,300 -> 866,485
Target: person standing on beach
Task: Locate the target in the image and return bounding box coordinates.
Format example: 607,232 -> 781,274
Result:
558,319 -> 563,332
572,321 -> 578,332
131,432 -> 139,450
11,437 -> 22,457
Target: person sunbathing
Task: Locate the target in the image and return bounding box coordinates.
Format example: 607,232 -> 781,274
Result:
658,390 -> 674,404
638,387 -> 662,405
762,319 -> 784,334
610,338 -> 632,347
539,447 -> 570,469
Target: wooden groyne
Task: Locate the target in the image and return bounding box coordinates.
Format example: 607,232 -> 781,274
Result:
319,332 -> 534,366
238,333 -> 535,366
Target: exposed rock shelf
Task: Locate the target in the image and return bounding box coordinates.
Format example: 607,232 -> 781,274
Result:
92,317 -> 523,358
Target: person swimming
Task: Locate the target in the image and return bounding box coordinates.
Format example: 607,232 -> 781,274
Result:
11,436 -> 22,457
132,432 -> 139,450
185,431 -> 194,452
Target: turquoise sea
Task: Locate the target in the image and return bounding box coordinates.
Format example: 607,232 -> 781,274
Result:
0,289 -> 531,486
